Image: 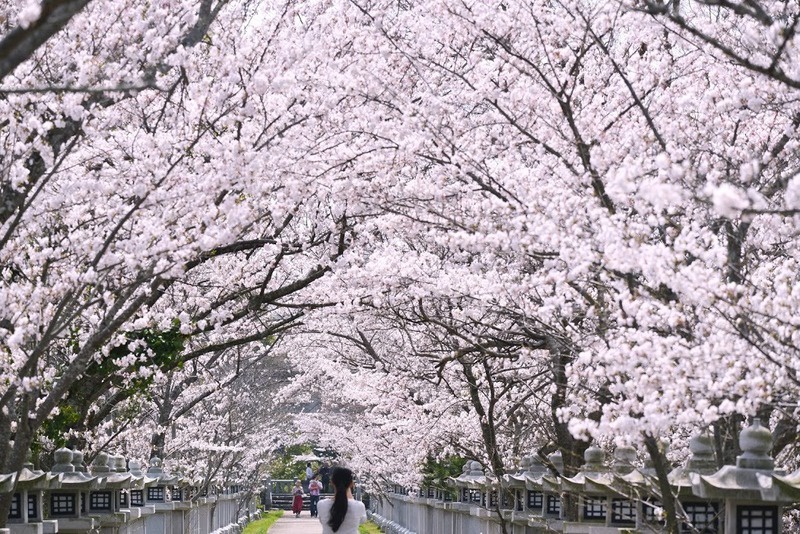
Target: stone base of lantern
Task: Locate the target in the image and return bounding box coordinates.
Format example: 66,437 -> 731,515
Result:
54,517 -> 97,533
562,521 -> 628,533
528,517 -> 562,532
449,502 -> 470,512
507,510 -> 530,523
91,511 -> 129,531
470,506 -> 494,518
5,524 -> 43,534
121,508 -> 141,520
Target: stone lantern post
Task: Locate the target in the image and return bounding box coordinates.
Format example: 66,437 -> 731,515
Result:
448,461 -> 486,512
5,457 -> 59,534
506,453 -> 561,531
692,419 -> 788,534
649,433 -> 720,533
143,457 -> 180,534
122,460 -> 156,523
44,448 -> 100,533
560,444 -> 630,532
108,455 -> 140,514
584,446 -> 643,529
87,452 -> 134,533
504,456 -> 533,518
144,458 -> 177,506
172,472 -> 193,505
538,451 -> 565,524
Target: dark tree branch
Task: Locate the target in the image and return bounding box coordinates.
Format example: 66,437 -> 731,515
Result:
0,0 -> 92,82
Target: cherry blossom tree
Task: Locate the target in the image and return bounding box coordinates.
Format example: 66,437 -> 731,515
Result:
4,0 -> 800,532
272,0 -> 800,531
0,0 -> 368,524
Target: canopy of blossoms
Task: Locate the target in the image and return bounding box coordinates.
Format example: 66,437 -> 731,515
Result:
2,0 -> 800,528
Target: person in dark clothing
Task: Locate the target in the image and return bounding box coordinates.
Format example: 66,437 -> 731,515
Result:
319,461 -> 332,493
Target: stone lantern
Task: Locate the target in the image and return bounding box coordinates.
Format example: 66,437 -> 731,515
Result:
486,467 -> 503,513
643,433 -> 720,533
44,448 -> 99,533
171,472 -> 193,505
504,456 -> 534,517
692,419 -> 788,534
87,452 -> 133,532
455,462 -> 497,522
107,455 -> 138,512
605,440 -> 669,530
538,451 -> 564,523
143,457 -> 180,534
122,460 -> 156,523
506,453 -> 558,530
5,457 -> 59,533
448,461 -> 485,510
585,446 -> 641,529
559,444 -> 623,532
144,457 -> 177,506
507,453 -> 549,518
126,460 -> 145,509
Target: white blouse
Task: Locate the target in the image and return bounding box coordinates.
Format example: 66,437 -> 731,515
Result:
317,498 -> 367,534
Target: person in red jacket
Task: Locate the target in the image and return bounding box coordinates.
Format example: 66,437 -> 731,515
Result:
291,479 -> 305,517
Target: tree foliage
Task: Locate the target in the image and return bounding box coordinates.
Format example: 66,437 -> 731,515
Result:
2,1 -> 800,531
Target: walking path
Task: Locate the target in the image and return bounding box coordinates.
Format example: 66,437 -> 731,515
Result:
267,510 -> 323,534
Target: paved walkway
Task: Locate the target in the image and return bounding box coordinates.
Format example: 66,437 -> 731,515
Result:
268,510 -> 323,534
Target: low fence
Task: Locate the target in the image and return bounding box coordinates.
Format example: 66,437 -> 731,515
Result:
0,449 -> 260,534
371,495 -> 503,534
371,419 -> 800,534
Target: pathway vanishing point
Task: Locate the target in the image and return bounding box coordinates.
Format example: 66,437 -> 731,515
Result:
267,510 -> 323,534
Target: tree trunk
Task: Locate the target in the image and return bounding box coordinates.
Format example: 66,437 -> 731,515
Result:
713,414 -> 742,468
548,336 -> 589,521
645,435 -> 680,534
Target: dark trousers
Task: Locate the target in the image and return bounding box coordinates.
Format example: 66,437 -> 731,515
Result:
309,495 -> 320,517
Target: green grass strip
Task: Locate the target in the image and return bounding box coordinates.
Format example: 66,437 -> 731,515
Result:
359,520 -> 383,534
241,510 -> 380,533
242,510 -> 285,534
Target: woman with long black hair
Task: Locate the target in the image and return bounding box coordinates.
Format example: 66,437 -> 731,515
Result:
317,467 -> 367,533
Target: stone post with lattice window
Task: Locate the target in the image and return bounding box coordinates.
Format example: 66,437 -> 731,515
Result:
692,419 -> 789,534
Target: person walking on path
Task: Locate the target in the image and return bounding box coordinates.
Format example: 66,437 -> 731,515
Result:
318,461 -> 331,493
305,461 -> 314,491
308,474 -> 323,517
317,467 -> 366,534
291,479 -> 305,518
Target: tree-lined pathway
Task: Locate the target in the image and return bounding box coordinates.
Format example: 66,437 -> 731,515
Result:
268,511 -> 322,534
5,0 -> 800,531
